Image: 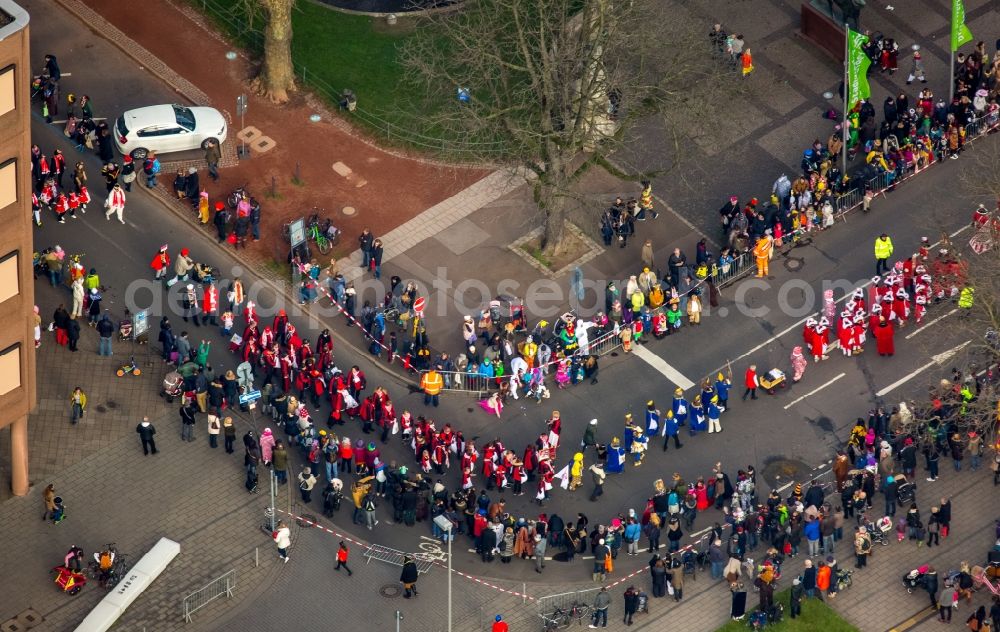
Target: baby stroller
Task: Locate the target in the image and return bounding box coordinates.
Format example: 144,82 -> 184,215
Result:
635,590 -> 649,614
865,516 -> 893,546
902,565 -> 929,593
192,261 -> 217,284
748,604 -> 783,630
162,371 -> 184,403
322,479 -> 344,517
681,549 -> 699,580
894,475 -> 915,504
118,309 -> 133,342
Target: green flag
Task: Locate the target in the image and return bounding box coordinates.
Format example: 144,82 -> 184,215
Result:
951,0 -> 973,52
846,29 -> 871,107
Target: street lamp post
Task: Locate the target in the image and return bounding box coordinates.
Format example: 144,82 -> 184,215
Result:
433,515 -> 453,632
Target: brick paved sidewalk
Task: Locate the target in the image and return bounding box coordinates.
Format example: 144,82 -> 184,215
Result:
0,289 -> 285,630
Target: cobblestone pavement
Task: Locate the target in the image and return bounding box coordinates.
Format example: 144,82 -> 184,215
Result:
0,289 -> 286,631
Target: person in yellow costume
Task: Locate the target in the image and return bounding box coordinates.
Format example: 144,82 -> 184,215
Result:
753,232 -> 774,277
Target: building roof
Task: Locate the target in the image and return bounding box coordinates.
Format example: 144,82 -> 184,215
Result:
0,0 -> 29,40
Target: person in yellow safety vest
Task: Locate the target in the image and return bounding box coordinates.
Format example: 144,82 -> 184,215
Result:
630,289 -> 645,315
874,233 -> 893,275
420,365 -> 443,407
84,267 -> 100,291
958,285 -> 974,318
753,232 -> 773,278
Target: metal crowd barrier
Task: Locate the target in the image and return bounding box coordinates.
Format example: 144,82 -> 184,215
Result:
182,569 -> 236,623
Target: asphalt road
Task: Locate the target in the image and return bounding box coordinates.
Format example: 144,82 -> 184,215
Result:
27,0 -> 1000,590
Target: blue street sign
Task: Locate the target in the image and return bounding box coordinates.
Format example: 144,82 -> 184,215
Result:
239,390 -> 262,404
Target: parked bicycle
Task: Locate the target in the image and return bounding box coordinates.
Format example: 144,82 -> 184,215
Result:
540,602 -> 590,631
281,210 -> 340,255
87,543 -> 131,589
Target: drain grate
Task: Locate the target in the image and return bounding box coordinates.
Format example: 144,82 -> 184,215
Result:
379,584 -> 402,598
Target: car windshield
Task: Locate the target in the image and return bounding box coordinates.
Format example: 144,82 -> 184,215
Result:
172,105 -> 195,131
116,115 -> 129,137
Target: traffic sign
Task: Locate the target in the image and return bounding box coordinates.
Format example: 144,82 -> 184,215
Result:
239,389 -> 262,404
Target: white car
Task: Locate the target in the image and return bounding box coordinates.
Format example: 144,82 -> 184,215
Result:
114,104 -> 227,160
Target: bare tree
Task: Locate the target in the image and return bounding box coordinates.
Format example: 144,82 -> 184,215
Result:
893,144 -> 1000,451
241,0 -> 297,103
402,0 -> 736,256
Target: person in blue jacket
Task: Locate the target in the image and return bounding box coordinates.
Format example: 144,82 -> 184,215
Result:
661,410 -> 682,450
689,395 -> 707,435
671,388 -> 689,427
645,401 -> 660,438
714,373 -> 732,412
622,414 -> 635,453
606,437 -> 625,473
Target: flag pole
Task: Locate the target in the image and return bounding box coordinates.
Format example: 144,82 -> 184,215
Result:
949,50 -> 955,104
842,23 -> 849,176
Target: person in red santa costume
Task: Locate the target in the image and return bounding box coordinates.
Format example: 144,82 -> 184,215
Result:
913,294 -> 927,325
852,313 -> 867,354
837,313 -> 855,356
461,441 -> 479,477
398,410 -> 413,440
892,288 -> 910,326
811,317 -> 831,362
803,317 -> 817,354
272,309 -> 288,344
869,303 -> 883,332
873,316 -> 895,357
243,299 -> 257,326
546,411 -> 562,452
848,288 -> 866,314
536,453 -> 555,506
325,370 -> 344,426
54,192 -> 68,223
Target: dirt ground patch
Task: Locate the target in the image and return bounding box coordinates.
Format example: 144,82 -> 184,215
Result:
81,0 -> 489,265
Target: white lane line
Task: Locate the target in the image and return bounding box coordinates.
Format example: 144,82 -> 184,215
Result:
875,340 -> 971,397
782,372 -> 846,410
632,344 -> 696,390
688,526 -> 712,539
905,308 -> 958,340
776,480 -> 795,493
705,224 -> 973,387
710,280 -> 874,377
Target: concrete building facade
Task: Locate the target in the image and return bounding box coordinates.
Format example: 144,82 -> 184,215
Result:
0,0 -> 34,497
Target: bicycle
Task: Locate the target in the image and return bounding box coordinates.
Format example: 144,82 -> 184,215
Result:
306,211 -> 340,254
540,602 -> 590,631
87,543 -> 129,589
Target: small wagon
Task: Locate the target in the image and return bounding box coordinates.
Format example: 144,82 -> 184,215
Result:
758,369 -> 787,394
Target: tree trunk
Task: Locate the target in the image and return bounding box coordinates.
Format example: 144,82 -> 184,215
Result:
255,0 -> 296,104
539,181 -> 568,259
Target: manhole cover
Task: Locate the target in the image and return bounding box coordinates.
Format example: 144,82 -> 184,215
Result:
95,405 -> 107,413
105,401 -> 118,409
296,514 -> 318,528
342,206 -> 357,216
379,584 -> 402,598
784,257 -> 804,272
760,456 -> 812,489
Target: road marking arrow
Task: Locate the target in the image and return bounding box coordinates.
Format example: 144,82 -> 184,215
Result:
875,340 -> 971,397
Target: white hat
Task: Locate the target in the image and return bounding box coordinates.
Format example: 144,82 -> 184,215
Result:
590,419 -> 598,425
187,284 -> 194,290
